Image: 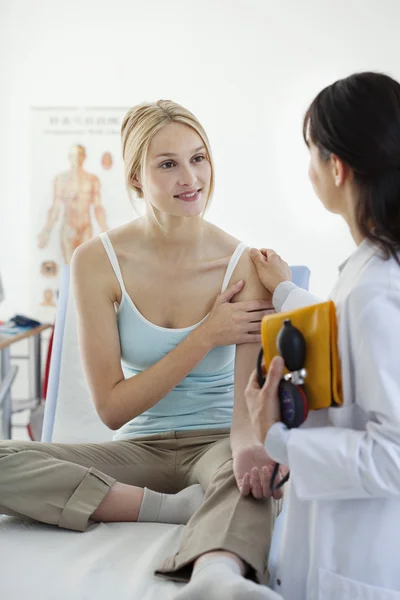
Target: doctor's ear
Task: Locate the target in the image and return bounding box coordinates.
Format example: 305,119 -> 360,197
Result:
331,154 -> 351,187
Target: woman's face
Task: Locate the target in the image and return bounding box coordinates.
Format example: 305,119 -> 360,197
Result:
141,122 -> 211,218
307,139 -> 343,215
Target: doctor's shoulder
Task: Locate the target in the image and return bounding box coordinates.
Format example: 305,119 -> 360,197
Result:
357,249 -> 400,294
343,253 -> 400,335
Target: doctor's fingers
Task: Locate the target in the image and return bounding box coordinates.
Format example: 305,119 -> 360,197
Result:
260,248 -> 279,260
245,368 -> 262,393
246,359 -> 284,396
259,248 -> 290,275
262,356 -> 285,393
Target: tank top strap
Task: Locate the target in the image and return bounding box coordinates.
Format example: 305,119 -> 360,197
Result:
99,232 -> 127,295
221,242 -> 248,292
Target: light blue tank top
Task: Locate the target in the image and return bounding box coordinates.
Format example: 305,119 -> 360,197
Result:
99,233 -> 247,440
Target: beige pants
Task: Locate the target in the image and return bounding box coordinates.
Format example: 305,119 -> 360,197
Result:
0,429 -> 278,584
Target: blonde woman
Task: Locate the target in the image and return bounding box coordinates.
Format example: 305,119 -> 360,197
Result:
0,101 -> 282,599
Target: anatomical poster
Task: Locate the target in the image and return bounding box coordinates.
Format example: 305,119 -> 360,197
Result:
32,106 -> 133,320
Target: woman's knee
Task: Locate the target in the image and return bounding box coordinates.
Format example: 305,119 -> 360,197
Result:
0,440 -> 33,460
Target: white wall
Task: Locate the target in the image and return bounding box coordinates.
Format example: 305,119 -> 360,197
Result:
1,0 -> 400,320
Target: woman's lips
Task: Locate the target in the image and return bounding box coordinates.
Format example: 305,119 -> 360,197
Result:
175,189 -> 201,202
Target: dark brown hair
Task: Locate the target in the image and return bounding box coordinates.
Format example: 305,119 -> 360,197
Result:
303,72 -> 400,263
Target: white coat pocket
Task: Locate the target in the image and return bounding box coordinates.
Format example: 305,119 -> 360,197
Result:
318,569 -> 400,600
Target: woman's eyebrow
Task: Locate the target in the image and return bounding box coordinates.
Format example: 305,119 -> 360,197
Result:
154,146 -> 206,159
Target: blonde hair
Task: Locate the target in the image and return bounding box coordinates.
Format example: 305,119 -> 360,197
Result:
121,100 -> 214,215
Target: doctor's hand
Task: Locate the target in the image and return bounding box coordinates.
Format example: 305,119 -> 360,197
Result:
250,248 -> 292,294
245,356 -> 284,446
233,444 -> 283,500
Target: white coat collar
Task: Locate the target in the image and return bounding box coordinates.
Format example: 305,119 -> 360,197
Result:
338,238 -> 377,273
331,238 -> 378,304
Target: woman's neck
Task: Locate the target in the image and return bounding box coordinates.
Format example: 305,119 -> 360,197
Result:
341,187 -> 364,246
142,211 -> 208,260
348,219 -> 364,246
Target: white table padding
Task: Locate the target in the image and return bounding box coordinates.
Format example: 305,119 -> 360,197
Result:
0,270 -> 284,599
0,287 -> 187,600
0,516 -> 185,599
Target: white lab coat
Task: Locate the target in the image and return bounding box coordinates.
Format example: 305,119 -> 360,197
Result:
265,239 -> 400,600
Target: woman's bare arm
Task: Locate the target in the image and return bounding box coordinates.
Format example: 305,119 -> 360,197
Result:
229,249 -> 284,498
71,241 -> 272,430
230,249 -> 273,453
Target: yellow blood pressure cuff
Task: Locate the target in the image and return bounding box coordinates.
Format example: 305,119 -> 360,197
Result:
261,300 -> 343,410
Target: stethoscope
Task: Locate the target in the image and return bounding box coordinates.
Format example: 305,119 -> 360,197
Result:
256,319 -> 308,491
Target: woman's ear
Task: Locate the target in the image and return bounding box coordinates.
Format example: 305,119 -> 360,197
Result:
131,173 -> 142,191
331,154 -> 351,187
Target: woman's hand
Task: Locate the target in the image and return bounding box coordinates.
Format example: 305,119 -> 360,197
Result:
197,280 -> 274,348
250,248 -> 292,294
233,444 -> 283,499
245,356 -> 284,445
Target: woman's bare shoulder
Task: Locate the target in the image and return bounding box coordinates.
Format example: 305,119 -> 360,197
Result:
204,222 -> 267,293
71,235 -> 106,273
71,219 -> 145,300
106,218 -> 145,250
204,221 -> 242,254
73,220 -> 143,269
232,246 -> 272,302
70,237 -> 110,300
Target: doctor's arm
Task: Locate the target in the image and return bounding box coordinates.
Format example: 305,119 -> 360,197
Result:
255,285 -> 400,501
